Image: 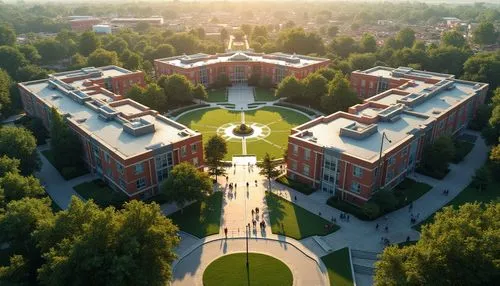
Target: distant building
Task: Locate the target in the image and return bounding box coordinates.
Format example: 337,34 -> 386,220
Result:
154,52 -> 330,86
287,66 -> 487,205
443,17 -> 462,28
18,66 -> 202,200
70,18 -> 102,32
93,24 -> 112,34
110,17 -> 164,27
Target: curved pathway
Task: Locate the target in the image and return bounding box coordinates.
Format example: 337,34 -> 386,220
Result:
172,237 -> 329,286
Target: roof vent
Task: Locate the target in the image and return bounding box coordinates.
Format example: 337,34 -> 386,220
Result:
52,95 -> 62,100
76,118 -> 87,123
432,110 -> 441,115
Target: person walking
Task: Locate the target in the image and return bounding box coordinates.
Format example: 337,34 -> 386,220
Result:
224,227 -> 228,238
294,195 -> 297,201
376,223 -> 379,230
385,226 -> 389,233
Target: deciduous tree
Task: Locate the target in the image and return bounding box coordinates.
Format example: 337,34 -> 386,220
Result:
257,153 -> 280,191
0,126 -> 40,175
320,72 -> 360,113
79,31 -> 101,56
204,135 -> 227,181
87,48 -> 120,67
275,76 -> 304,102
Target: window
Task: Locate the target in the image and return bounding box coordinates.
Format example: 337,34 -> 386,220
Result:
193,157 -> 199,166
292,144 -> 298,155
361,79 -> 366,87
303,164 -> 310,176
191,143 -> 197,153
157,169 -> 169,182
304,148 -> 311,160
181,146 -> 187,157
136,178 -> 146,190
106,168 -> 112,178
369,81 -> 374,89
104,152 -> 110,163
353,166 -> 363,178
402,146 -> 408,157
119,179 -> 126,189
92,145 -> 100,157
116,162 -> 124,175
135,163 -> 144,174
291,160 -> 298,170
351,182 -> 361,193
388,156 -> 396,166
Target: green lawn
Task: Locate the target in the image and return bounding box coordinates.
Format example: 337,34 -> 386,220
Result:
176,106 -> 309,160
207,89 -> 227,102
266,193 -> 339,240
413,180 -> 500,231
168,192 -> 222,238
276,175 -> 316,195
321,247 -> 354,286
42,149 -> 88,180
203,253 -> 292,286
73,179 -> 128,208
254,87 -> 277,101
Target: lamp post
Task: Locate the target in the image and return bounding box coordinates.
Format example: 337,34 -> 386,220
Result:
377,132 -> 392,190
245,224 -> 250,268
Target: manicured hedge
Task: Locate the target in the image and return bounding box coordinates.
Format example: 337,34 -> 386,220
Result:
275,175 -> 316,195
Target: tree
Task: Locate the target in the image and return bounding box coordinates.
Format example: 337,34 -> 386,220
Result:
161,162 -> 212,212
441,30 -> 467,48
489,144 -> 500,179
320,72 -> 360,113
159,74 -> 193,103
122,51 -> 142,70
18,44 -> 41,64
396,27 -> 416,48
144,83 -> 167,112
147,44 -> 175,60
79,31 -> 101,56
252,25 -> 268,39
34,38 -> 65,64
0,69 -> 12,116
16,65 -> 49,82
192,84 -> 207,100
316,67 -> 338,81
279,28 -> 324,55
329,36 -> 358,58
420,136 -> 455,177
374,203 -> 500,285
105,38 -> 128,55
0,126 -> 40,175
0,197 -> 53,283
462,52 -> 500,92
167,32 -> 199,54
257,153 -> 280,191
275,76 -> 304,102
49,108 -> 84,177
360,33 -> 377,53
135,22 -> 151,33
428,46 -> 471,76
240,24 -> 253,37
87,48 -> 120,67
349,53 -> 377,71
471,165 -> 491,191
70,53 -> 87,69
0,155 -> 20,177
303,73 -> 328,106
327,25 -> 339,37
220,28 -> 229,42
472,22 -> 498,46
0,172 -> 46,205
36,198 -> 180,286
0,46 -> 27,77
362,201 -> 380,220
0,24 -> 16,46
204,135 -> 227,181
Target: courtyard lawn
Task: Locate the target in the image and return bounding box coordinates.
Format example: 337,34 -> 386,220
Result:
413,180 -> 500,231
203,253 -> 293,286
73,179 -> 128,208
206,88 -> 227,102
266,193 -> 339,240
168,192 -> 222,238
42,149 -> 88,180
321,247 -> 354,286
177,106 -> 309,160
254,87 -> 276,101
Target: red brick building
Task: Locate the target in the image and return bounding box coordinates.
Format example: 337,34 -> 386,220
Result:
154,52 -> 330,86
19,66 -> 203,200
286,66 -> 488,206
70,18 -> 102,32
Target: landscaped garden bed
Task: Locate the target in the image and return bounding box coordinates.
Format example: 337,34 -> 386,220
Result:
206,89 -> 228,102
73,179 -> 128,208
266,193 -> 339,239
253,87 -> 276,101
327,178 -> 432,221
42,149 -> 88,180
275,175 -> 316,195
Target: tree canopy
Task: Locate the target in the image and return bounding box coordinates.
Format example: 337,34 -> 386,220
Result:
375,203 -> 500,286
472,22 -> 498,46
0,126 -> 40,175
204,135 -> 228,180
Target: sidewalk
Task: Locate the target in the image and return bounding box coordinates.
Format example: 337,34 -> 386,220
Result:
35,145 -> 96,210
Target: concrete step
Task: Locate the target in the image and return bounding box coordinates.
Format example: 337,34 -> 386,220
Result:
353,264 -> 375,275
351,249 -> 380,260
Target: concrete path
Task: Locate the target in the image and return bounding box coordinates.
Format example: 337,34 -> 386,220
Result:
227,85 -> 254,110
172,237 -> 329,286
35,144 -> 97,209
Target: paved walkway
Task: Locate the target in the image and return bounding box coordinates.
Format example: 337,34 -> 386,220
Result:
35,144 -> 96,210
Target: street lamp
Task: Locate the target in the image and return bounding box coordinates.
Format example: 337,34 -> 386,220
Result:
377,132 -> 392,190
245,223 -> 250,268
